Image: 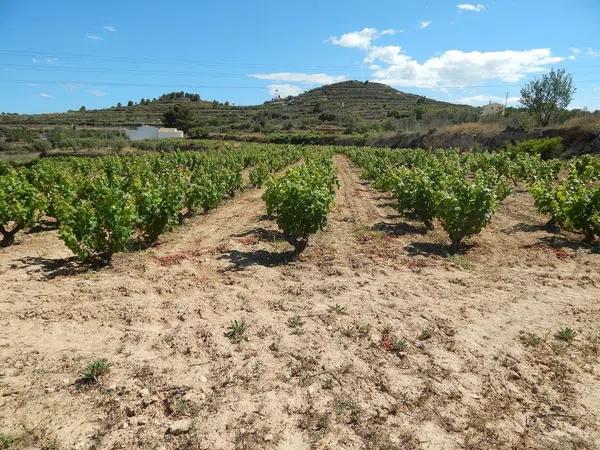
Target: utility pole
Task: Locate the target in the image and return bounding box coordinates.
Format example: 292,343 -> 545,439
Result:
503,92 -> 509,116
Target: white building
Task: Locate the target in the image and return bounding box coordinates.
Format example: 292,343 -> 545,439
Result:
124,125 -> 184,141
481,102 -> 504,116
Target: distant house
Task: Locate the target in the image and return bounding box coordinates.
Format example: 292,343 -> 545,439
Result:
124,125 -> 184,141
481,102 -> 504,116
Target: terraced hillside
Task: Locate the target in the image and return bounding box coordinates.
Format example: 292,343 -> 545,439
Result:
0,81 -> 478,132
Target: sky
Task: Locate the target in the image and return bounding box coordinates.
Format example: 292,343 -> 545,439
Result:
1,0 -> 599,114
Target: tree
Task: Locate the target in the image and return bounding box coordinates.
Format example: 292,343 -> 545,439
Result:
128,100 -> 134,107
162,104 -> 195,132
79,106 -> 86,112
116,102 -> 122,108
520,69 -> 576,127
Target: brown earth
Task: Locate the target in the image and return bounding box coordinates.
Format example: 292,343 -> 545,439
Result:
1,155 -> 599,449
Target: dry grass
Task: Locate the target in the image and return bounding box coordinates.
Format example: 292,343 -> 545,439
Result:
559,115 -> 600,132
435,121 -> 507,136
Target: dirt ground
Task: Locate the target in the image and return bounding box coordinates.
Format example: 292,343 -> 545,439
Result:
1,155 -> 599,450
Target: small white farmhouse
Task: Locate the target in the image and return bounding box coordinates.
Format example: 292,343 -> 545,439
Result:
481,102 -> 504,116
124,125 -> 184,141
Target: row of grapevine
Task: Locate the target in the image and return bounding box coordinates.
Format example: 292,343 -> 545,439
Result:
263,150 -> 338,253
0,143 -> 304,261
529,155 -> 600,242
344,145 -> 599,250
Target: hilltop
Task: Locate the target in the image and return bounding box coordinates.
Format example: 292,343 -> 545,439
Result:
0,81 -> 478,134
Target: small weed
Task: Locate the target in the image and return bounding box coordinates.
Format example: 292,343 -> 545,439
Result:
519,332 -> 541,347
287,315 -> 304,328
0,433 -> 15,450
341,326 -> 355,338
390,338 -> 407,354
77,359 -> 111,384
447,253 -> 474,270
418,328 -> 432,341
555,327 -> 576,343
381,327 -> 407,356
225,320 -> 247,343
355,226 -> 384,243
287,315 -> 305,335
334,397 -> 362,424
328,304 -> 347,315
322,378 -> 334,390
357,322 -> 371,338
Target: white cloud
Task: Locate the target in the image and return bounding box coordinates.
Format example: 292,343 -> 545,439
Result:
86,34 -> 103,41
88,90 -> 107,97
587,48 -> 600,57
103,25 -> 116,32
327,28 -> 395,49
32,57 -> 58,64
456,4 -> 485,12
268,84 -> 305,98
569,47 -> 581,54
251,72 -> 346,85
364,46 -> 407,65
457,95 -> 519,106
365,47 -> 562,89
39,93 -> 52,98
419,21 -> 432,29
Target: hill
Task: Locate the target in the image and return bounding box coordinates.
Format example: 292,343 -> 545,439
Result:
0,81 -> 479,134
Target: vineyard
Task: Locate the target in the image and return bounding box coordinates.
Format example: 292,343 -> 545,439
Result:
2,138 -> 598,259
1,140 -> 599,449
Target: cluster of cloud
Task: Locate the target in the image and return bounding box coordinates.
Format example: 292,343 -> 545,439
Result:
248,6 -> 577,103
456,3 -> 485,12
86,25 -> 117,41
368,47 -> 563,88
32,57 -> 58,65
251,72 -> 346,85
250,72 -> 347,98
326,28 -> 396,49
457,94 -> 519,106
327,27 -> 563,90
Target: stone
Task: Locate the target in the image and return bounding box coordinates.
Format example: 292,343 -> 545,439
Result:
167,420 -> 192,435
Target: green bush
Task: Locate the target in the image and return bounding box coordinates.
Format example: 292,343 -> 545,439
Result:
57,178 -> 137,262
391,168 -> 438,230
0,169 -> 46,246
508,137 -> 564,159
263,157 -> 337,253
434,174 -> 499,252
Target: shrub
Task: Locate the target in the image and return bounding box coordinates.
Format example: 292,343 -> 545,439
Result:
391,168 -> 438,229
134,176 -> 185,242
434,174 -> 498,252
508,137 -> 564,159
57,178 -> 137,262
555,180 -> 599,242
263,157 -> 337,253
0,169 -> 46,246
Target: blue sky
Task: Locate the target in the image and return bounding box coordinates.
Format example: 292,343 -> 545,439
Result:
1,0 -> 599,113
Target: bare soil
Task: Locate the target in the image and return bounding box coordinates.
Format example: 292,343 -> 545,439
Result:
1,155 -> 599,449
